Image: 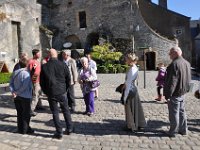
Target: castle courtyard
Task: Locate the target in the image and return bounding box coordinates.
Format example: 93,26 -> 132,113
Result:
0,72 -> 200,150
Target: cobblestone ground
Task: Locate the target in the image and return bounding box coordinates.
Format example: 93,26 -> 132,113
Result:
0,71 -> 200,150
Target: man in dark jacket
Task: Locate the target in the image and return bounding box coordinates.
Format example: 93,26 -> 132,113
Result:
40,48 -> 73,139
164,46 -> 191,137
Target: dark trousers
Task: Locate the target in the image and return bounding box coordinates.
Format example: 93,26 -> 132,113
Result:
14,96 -> 31,134
48,93 -> 73,135
67,85 -> 75,108
157,86 -> 163,96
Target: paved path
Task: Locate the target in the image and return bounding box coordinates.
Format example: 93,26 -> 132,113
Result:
0,72 -> 200,150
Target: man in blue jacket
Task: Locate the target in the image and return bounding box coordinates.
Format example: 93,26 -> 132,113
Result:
10,58 -> 34,134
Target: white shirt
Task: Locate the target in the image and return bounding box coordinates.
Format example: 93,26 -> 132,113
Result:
124,65 -> 138,102
89,59 -> 97,71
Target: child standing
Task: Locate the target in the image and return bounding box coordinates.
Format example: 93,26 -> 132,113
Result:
155,63 -> 166,101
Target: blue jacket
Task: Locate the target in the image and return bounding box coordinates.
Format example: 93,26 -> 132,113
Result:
9,68 -> 32,99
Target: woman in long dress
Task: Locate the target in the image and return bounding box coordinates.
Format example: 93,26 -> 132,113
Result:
123,53 -> 146,131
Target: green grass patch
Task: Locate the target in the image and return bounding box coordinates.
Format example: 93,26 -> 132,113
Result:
0,73 -> 12,84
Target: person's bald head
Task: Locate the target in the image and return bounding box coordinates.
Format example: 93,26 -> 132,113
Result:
49,48 -> 58,58
169,46 -> 182,60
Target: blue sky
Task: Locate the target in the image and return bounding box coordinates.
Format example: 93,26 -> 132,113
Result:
151,0 -> 200,20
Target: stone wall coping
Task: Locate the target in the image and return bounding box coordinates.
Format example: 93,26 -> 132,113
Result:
0,83 -> 9,88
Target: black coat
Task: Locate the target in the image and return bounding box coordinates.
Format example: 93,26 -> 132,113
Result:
40,58 -> 71,97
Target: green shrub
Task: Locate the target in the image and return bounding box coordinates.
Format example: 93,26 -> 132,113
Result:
0,73 -> 12,84
92,43 -> 123,63
98,66 -> 109,73
121,65 -> 129,72
115,64 -> 124,73
91,43 -> 126,73
97,64 -> 129,73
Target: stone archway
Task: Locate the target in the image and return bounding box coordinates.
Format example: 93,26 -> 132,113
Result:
65,35 -> 82,49
85,32 -> 99,52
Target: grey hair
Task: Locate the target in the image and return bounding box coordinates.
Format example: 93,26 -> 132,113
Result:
170,46 -> 182,56
80,57 -> 88,64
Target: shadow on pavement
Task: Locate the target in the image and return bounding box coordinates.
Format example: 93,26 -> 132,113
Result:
0,117 -> 174,138
188,119 -> 200,133
0,95 -> 15,109
0,113 -> 17,123
104,99 -> 121,104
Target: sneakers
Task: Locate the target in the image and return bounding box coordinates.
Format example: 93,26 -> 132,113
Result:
64,127 -> 74,135
30,111 -> 37,117
155,95 -> 162,101
27,127 -> 35,134
70,106 -> 75,113
52,133 -> 63,139
163,131 -> 176,138
178,131 -> 188,136
35,106 -> 46,111
87,112 -> 94,116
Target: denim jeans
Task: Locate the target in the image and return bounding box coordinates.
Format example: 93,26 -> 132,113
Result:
168,95 -> 188,134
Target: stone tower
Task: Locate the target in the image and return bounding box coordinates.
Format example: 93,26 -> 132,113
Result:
159,0 -> 167,9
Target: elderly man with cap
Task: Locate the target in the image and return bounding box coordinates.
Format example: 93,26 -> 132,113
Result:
164,46 -> 191,137
40,48 -> 73,139
62,49 -> 78,113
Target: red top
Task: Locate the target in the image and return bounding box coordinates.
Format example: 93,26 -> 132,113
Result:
28,59 -> 41,83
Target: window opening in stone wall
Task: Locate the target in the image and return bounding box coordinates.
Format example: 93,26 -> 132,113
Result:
68,0 -> 72,5
175,29 -> 182,36
79,11 -> 87,29
11,21 -> 22,59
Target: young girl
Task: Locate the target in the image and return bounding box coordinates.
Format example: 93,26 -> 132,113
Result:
155,63 -> 166,101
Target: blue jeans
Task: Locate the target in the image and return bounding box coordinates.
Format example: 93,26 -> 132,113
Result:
48,93 -> 73,135
168,95 -> 188,134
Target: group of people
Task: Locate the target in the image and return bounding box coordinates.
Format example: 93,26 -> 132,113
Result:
9,48 -> 98,139
122,46 -> 191,137
9,45 -> 191,139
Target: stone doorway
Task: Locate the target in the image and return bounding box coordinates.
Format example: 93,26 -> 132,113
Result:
85,32 -> 99,51
146,51 -> 156,70
11,21 -> 21,59
65,35 -> 81,49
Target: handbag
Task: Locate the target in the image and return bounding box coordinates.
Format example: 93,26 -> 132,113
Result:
115,84 -> 124,93
194,90 -> 200,99
90,80 -> 100,88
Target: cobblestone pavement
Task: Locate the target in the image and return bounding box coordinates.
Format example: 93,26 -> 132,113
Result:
0,72 -> 200,150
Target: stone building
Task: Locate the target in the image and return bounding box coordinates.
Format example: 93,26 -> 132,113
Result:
39,0 -> 191,69
0,0 -> 41,71
191,20 -> 200,70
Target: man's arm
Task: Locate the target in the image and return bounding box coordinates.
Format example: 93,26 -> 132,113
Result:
164,64 -> 178,99
71,59 -> 78,84
40,65 -> 47,95
64,64 -> 71,89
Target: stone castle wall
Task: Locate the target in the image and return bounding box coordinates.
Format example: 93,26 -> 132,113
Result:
47,0 -> 183,66
138,0 -> 191,62
0,0 -> 41,71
